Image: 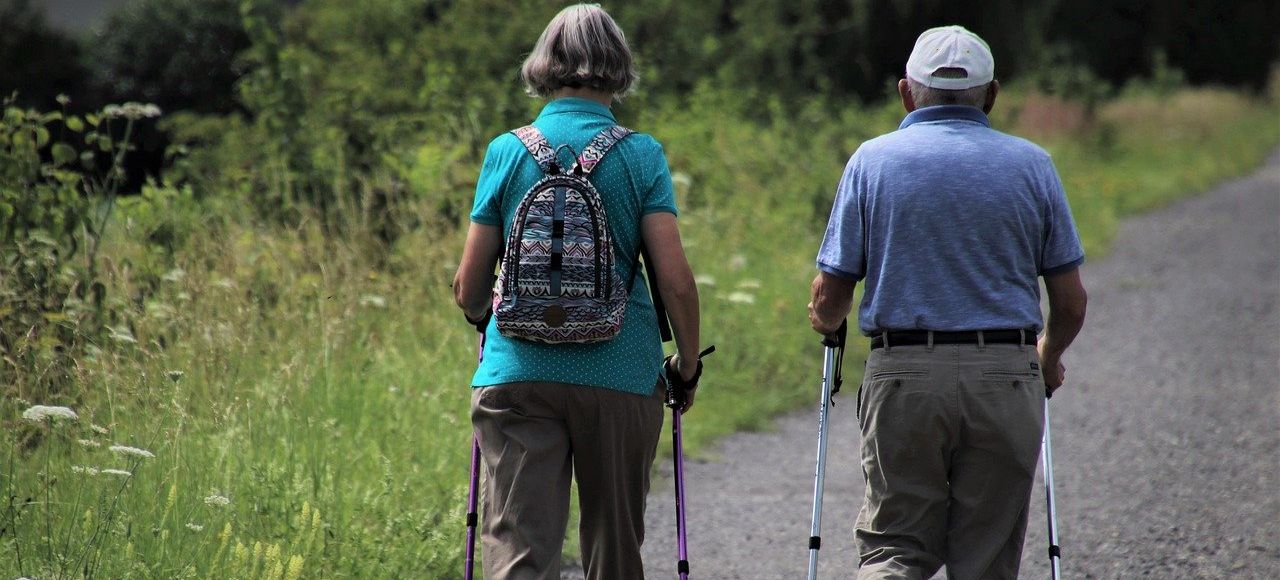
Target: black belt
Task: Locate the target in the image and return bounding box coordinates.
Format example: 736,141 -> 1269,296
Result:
869,329 -> 1036,350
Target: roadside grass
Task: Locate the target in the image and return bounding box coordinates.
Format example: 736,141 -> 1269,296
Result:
3,87 -> 1276,576
1033,88 -> 1280,257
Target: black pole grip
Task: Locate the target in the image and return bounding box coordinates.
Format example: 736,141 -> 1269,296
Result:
821,319 -> 848,348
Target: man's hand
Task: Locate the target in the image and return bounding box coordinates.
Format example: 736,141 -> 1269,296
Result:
809,272 -> 855,335
1038,341 -> 1066,396
1039,267 -> 1087,397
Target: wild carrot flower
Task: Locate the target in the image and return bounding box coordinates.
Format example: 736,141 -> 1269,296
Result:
78,439 -> 102,448
109,445 -> 155,459
72,466 -> 101,476
22,405 -> 78,422
103,102 -> 162,120
205,494 -> 231,507
166,370 -> 185,382
736,279 -> 762,289
725,292 -> 756,305
695,274 -> 717,287
186,522 -> 205,532
101,468 -> 132,477
91,424 -> 110,435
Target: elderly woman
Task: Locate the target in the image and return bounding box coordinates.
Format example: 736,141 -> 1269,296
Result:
452,4 -> 702,579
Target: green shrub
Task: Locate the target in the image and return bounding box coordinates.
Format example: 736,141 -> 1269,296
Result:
0,98 -> 159,435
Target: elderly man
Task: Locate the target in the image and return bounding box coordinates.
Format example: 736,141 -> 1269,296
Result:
808,26 -> 1088,579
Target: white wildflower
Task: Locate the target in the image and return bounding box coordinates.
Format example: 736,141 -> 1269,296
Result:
725,292 -> 756,305
101,468 -> 132,477
161,268 -> 186,282
728,254 -> 747,270
72,466 -> 100,476
736,279 -> 762,290
109,445 -> 155,459
104,102 -> 162,120
186,522 -> 204,532
358,294 -> 387,308
166,370 -> 185,382
78,439 -> 102,448
212,278 -> 236,290
694,274 -> 717,287
204,494 -> 231,507
90,424 -> 110,435
21,405 -> 78,422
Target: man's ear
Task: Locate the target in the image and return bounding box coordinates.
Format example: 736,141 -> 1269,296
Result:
982,80 -> 1000,114
898,78 -> 916,113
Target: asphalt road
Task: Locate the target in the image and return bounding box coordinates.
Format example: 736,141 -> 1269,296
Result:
625,151 -> 1280,579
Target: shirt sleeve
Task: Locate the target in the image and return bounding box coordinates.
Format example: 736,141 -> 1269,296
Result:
1038,158 -> 1086,275
642,140 -> 678,216
469,137 -> 509,226
816,154 -> 866,280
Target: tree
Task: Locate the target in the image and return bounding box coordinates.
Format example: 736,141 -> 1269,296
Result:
0,0 -> 89,109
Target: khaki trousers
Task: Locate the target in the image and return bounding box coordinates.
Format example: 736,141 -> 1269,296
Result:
855,342 -> 1045,580
471,381 -> 665,580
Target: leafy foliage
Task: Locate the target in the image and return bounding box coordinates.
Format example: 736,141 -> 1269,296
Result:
0,98 -> 159,425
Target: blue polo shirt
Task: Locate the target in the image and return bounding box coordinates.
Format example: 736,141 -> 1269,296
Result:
469,97 -> 678,395
816,105 -> 1084,336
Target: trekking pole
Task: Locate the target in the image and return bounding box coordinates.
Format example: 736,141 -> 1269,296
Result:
464,332 -> 485,580
1042,395 -> 1061,580
665,345 -> 716,580
807,320 -> 847,580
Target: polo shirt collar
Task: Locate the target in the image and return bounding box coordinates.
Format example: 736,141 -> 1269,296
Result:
537,97 -> 617,122
899,105 -> 990,130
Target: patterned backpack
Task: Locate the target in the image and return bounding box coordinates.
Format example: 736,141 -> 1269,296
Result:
492,125 -> 636,344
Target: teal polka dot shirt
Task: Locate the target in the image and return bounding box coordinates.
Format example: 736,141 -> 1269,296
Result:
469,97 -> 678,396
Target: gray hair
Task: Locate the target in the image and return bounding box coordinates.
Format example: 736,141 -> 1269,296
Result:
520,4 -> 637,99
907,76 -> 990,109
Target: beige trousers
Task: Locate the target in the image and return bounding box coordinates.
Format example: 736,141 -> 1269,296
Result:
855,343 -> 1045,580
471,380 -> 665,580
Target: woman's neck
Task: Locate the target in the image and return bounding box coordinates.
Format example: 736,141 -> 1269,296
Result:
551,87 -> 614,107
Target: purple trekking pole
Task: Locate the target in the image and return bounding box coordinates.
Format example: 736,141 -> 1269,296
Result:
464,332 -> 485,580
664,345 -> 715,580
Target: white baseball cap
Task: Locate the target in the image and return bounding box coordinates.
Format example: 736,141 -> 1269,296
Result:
906,25 -> 994,90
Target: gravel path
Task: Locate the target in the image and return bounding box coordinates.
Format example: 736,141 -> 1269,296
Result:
621,151 -> 1280,579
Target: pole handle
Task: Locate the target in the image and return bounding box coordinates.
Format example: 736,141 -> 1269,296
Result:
820,320 -> 847,348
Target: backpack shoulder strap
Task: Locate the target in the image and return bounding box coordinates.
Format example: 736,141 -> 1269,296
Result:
573,126 -> 634,176
511,125 -> 558,175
